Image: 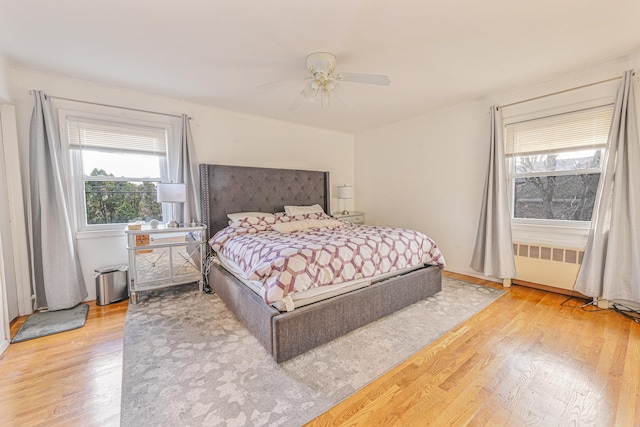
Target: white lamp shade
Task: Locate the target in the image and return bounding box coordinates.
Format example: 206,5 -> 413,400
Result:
157,183 -> 186,203
337,185 -> 354,199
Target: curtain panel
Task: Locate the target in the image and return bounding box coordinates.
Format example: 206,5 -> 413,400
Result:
28,91 -> 87,311
574,70 -> 640,303
176,114 -> 201,225
471,106 -> 517,279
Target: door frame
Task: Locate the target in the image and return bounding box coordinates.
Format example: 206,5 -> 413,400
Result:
0,105 -> 32,320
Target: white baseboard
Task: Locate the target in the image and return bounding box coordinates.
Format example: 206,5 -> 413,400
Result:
0,338 -> 9,356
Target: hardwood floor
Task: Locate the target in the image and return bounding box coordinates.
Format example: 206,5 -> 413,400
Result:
308,273 -> 640,427
1,272 -> 638,426
0,300 -> 128,427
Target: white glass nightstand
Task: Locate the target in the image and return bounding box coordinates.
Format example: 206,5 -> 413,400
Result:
125,224 -> 206,304
333,211 -> 366,224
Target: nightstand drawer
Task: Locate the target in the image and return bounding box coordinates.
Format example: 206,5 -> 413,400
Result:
347,214 -> 365,224
334,212 -> 365,224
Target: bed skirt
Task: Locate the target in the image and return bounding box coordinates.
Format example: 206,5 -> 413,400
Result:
209,263 -> 442,363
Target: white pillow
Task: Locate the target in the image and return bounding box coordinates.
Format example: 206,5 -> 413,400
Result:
227,212 -> 274,221
284,204 -> 325,216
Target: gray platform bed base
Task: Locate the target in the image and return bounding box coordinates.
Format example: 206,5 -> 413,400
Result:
200,164 -> 442,363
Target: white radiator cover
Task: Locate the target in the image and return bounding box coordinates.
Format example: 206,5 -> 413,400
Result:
513,243 -> 584,291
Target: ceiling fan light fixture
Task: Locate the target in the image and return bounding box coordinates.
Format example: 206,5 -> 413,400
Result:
286,51 -> 390,111
306,52 -> 337,76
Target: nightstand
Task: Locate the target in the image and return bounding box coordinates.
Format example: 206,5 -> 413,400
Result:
125,224 -> 206,304
334,211 -> 366,224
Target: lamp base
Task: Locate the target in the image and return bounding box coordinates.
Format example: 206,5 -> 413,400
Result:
341,210 -> 350,215
166,220 -> 179,228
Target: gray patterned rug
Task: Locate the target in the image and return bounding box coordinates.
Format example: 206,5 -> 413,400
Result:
121,277 -> 504,426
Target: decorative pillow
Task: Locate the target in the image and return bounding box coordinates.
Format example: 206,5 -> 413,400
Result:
227,212 -> 274,221
230,215 -> 277,230
284,204 -> 325,216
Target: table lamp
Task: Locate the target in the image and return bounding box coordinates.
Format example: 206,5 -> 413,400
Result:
157,183 -> 186,228
337,185 -> 353,215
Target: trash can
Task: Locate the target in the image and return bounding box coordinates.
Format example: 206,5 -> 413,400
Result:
95,265 -> 129,306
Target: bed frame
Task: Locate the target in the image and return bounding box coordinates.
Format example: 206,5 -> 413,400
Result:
200,164 -> 442,363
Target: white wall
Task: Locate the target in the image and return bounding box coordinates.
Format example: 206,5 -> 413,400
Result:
355,54 -> 640,280
0,53 -> 14,347
0,55 -> 11,102
11,68 -> 354,302
355,101 -> 488,277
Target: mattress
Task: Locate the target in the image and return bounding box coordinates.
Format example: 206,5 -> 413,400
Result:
215,252 -> 425,311
209,213 -> 446,308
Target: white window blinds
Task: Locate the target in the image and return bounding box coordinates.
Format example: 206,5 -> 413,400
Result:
505,105 -> 614,156
67,116 -> 167,155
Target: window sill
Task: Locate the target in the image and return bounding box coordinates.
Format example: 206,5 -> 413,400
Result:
75,228 -> 127,240
512,222 -> 589,248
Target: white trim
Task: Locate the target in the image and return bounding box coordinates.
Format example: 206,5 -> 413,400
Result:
57,108 -> 178,232
0,105 -> 32,316
0,112 -> 11,352
514,167 -> 602,179
75,228 -> 127,239
82,175 -> 162,183
506,155 -> 599,230
0,246 -> 9,355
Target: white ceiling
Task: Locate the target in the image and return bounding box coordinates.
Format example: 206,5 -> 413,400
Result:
1,0 -> 640,133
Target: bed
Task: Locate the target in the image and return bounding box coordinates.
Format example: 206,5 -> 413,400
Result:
200,164 -> 444,363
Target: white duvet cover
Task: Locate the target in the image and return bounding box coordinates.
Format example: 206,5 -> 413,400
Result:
209,213 -> 446,306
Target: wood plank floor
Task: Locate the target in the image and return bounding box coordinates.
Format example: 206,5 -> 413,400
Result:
1,272 -> 638,426
1,299 -> 128,427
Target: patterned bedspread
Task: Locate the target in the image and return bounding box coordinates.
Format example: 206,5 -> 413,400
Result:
210,213 -> 446,305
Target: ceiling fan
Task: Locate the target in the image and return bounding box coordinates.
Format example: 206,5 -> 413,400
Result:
289,52 -> 391,110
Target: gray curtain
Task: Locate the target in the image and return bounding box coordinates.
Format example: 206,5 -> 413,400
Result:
176,114 -> 201,225
574,70 -> 640,302
28,91 -> 87,310
471,106 -> 517,279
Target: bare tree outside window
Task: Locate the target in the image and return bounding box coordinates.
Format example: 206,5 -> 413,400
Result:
513,149 -> 602,221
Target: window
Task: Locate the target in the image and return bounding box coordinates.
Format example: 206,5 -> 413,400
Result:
506,105 -> 613,224
62,112 -> 174,231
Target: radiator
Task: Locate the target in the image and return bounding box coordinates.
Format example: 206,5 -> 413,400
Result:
513,243 -> 584,291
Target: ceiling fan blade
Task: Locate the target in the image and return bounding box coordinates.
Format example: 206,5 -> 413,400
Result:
258,76 -> 311,89
337,72 -> 391,86
331,92 -> 355,109
287,88 -> 308,111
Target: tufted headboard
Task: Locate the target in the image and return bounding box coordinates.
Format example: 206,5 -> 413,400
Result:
199,164 -> 330,239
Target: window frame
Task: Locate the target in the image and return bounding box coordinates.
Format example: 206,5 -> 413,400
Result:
58,109 -> 178,234
507,152 -> 605,229
500,84 -> 619,248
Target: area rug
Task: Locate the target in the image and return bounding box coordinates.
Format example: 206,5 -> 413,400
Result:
121,277 -> 504,427
11,303 -> 89,343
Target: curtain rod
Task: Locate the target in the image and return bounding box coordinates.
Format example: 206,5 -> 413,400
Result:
498,75 -> 624,109
28,90 -> 192,120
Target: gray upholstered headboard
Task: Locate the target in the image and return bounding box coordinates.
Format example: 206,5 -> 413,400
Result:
199,164 -> 330,239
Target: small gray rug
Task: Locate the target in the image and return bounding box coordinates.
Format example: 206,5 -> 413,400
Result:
12,303 -> 89,343
121,278 -> 504,427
